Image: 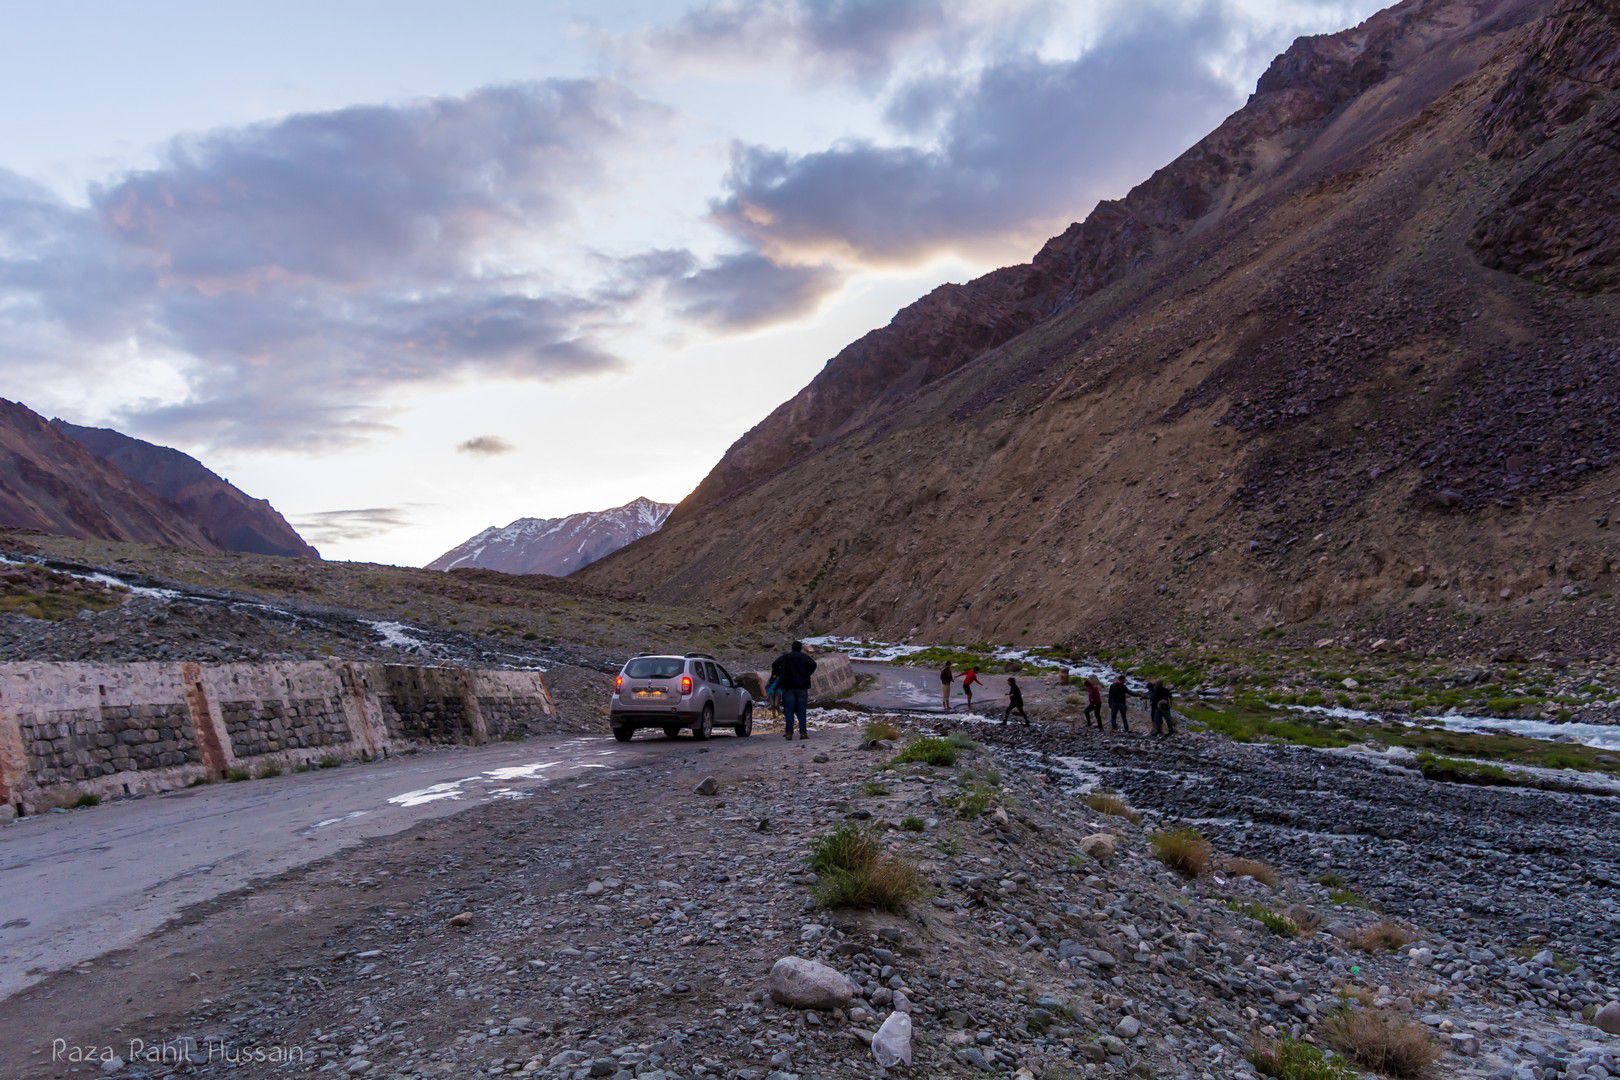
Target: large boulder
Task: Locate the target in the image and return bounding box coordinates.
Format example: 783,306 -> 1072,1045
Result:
1596,1000 -> 1620,1035
1078,833 -> 1117,861
768,956 -> 854,1010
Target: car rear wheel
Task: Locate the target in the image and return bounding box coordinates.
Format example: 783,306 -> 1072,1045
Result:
612,728 -> 633,742
736,705 -> 753,737
693,705 -> 713,740
663,724 -> 681,739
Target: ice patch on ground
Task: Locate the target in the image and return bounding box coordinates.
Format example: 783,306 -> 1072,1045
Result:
370,620 -> 430,650
1282,703 -> 1383,722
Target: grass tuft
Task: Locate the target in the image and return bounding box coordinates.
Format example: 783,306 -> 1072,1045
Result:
1345,922 -> 1414,952
1249,1035 -> 1359,1080
808,823 -> 926,912
225,766 -> 252,783
1321,1008 -> 1441,1079
899,815 -> 926,832
1150,828 -> 1212,878
1085,791 -> 1140,823
1225,857 -> 1279,888
863,719 -> 902,746
888,736 -> 961,768
72,792 -> 101,808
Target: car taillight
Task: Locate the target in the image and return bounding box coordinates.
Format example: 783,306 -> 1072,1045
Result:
680,675 -> 693,695
615,675 -> 623,690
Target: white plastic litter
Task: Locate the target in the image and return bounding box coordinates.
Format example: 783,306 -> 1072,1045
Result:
872,1010 -> 913,1069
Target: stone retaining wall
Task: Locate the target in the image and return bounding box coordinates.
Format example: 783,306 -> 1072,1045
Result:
0,660 -> 554,819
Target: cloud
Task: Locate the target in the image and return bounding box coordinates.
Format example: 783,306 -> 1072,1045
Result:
457,435 -> 515,456
598,246 -> 837,332
0,80 -> 662,452
633,0 -> 1057,87
291,507 -> 412,545
709,2 -> 1251,265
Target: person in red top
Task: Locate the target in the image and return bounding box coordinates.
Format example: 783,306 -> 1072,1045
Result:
961,667 -> 981,710
1083,677 -> 1103,730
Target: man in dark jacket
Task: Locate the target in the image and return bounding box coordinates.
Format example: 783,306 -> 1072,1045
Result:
1151,682 -> 1176,736
1001,677 -> 1030,725
1107,675 -> 1135,732
771,641 -> 818,741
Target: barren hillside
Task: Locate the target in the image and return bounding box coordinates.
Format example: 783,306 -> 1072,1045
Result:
586,0 -> 1620,659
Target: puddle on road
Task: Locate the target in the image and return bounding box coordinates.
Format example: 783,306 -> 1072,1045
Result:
312,810 -> 372,829
387,760 -> 612,809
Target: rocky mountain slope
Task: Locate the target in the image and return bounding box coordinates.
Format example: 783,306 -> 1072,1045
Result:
0,399 -> 221,551
52,420 -> 319,559
430,496 -> 672,576
588,0 -> 1620,658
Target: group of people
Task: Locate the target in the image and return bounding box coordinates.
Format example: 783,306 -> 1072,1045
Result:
1079,674 -> 1176,736
764,641 -> 1177,741
940,663 -> 1177,736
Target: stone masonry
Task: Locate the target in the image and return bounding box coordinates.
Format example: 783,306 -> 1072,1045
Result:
0,660 -> 555,819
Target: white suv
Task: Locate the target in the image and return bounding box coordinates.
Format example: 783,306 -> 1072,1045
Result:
610,654 -> 754,741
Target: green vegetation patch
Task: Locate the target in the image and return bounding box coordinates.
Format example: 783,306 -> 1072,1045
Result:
888,736 -> 962,768
1249,1036 -> 1359,1080
808,823 -> 926,912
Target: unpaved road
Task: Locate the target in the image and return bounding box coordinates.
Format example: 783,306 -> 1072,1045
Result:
0,733 -> 744,998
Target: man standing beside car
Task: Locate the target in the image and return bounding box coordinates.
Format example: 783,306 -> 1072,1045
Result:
771,641 -> 817,741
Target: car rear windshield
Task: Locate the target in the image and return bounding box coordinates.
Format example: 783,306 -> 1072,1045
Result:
624,657 -> 684,679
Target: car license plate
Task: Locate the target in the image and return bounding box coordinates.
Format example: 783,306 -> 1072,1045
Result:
635,689 -> 663,697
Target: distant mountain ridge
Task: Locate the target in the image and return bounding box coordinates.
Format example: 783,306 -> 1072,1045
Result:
0,397 -> 317,558
429,497 -> 672,577
52,420 -> 319,559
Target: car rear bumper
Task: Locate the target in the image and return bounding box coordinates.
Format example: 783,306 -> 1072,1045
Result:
611,706 -> 699,727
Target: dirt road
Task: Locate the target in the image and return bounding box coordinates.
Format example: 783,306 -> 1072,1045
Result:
0,733 -> 724,998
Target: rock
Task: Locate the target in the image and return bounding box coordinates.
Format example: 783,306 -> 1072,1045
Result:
100,1059 -> 126,1075
1341,677 -> 1359,689
990,808 -> 1010,826
813,753 -> 830,763
447,911 -> 474,927
1596,1001 -> 1620,1035
768,956 -> 854,1010
694,776 -> 719,796
872,1011 -> 913,1068
1116,1016 -> 1142,1038
1078,833 -> 1117,861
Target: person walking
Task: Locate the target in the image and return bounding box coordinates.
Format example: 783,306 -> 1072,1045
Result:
1154,682 -> 1176,736
1107,674 -> 1134,732
1001,677 -> 1029,725
771,641 -> 817,741
1083,677 -> 1103,730
764,674 -> 782,722
961,666 -> 982,710
940,662 -> 954,712
1147,680 -> 1167,736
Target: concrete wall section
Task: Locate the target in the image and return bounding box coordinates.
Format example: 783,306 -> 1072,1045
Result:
0,661 -> 555,818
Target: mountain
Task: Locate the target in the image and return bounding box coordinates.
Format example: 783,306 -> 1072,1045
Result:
584,0 -> 1620,658
429,497 -> 673,577
0,399 -> 221,551
52,421 -> 319,559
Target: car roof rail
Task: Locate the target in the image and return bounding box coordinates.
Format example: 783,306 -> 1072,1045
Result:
685,652 -> 716,660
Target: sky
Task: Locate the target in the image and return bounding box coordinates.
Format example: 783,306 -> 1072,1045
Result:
0,0 -> 1385,566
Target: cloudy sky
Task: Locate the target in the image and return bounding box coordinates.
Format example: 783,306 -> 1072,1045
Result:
0,0 -> 1382,566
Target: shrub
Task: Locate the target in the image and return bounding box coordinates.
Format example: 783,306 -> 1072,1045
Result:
1249,1035 -> 1358,1080
1225,857 -> 1279,888
257,762 -> 283,779
72,793 -> 101,808
950,779 -> 1000,819
1150,828 -> 1212,878
1345,922 -> 1414,952
1085,792 -> 1140,823
863,719 -> 902,746
318,755 -> 342,769
889,736 -> 960,768
808,824 -> 925,912
1321,1008 -> 1440,1079
225,767 -> 252,783
1227,900 -> 1301,937
861,780 -> 891,797
899,816 -> 926,832
1328,887 -> 1375,910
